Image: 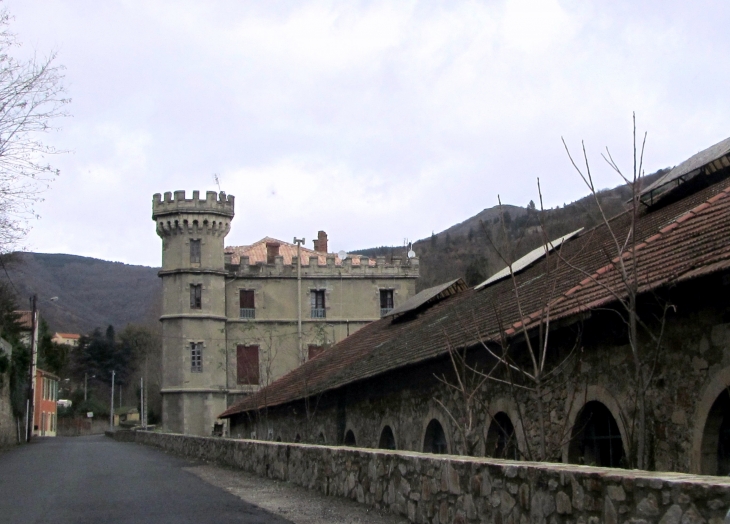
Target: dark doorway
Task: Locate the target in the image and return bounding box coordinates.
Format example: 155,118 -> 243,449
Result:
423,419 -> 448,454
485,412 -> 518,459
701,389 -> 730,475
379,426 -> 396,450
568,401 -> 625,468
344,430 -> 356,447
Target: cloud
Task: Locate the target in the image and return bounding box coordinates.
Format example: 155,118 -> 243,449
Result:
4,0 -> 729,266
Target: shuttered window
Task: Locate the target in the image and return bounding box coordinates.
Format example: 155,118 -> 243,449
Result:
240,290 -> 255,319
237,345 -> 259,385
308,345 -> 324,360
190,284 -> 202,309
190,239 -> 201,264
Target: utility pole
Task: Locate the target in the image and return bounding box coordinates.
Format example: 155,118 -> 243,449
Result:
25,294 -> 37,442
293,237 -> 305,365
140,376 -> 147,430
84,373 -> 88,401
109,370 -> 115,431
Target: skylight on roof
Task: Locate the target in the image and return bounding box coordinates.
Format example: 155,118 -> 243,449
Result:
475,228 -> 583,290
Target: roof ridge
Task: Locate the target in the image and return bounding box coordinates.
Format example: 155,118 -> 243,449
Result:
504,182 -> 730,336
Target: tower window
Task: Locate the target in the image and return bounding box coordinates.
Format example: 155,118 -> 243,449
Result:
190,284 -> 202,309
190,342 -> 203,373
311,290 -> 326,318
237,345 -> 259,385
240,289 -> 255,319
380,289 -> 394,316
190,239 -> 201,264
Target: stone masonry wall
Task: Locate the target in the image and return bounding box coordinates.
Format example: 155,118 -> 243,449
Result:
0,377 -> 16,446
109,430 -> 730,524
231,281 -> 730,474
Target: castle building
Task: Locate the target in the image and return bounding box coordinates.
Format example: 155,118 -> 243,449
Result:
152,190 -> 419,436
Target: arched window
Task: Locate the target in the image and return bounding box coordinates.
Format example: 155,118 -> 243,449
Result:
568,401 -> 625,468
344,429 -> 356,447
485,412 -> 518,459
317,432 -> 326,444
701,389 -> 730,475
294,434 -> 301,443
423,419 -> 448,454
379,426 -> 396,450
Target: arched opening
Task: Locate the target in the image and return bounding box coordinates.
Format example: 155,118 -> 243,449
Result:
276,436 -> 282,442
378,426 -> 396,450
485,412 -> 518,460
700,389 -> 730,475
294,434 -> 301,443
344,429 -> 356,447
317,432 -> 326,444
423,419 -> 448,454
568,401 -> 625,468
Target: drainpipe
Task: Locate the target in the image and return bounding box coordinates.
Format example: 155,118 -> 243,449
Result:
294,237 -> 305,364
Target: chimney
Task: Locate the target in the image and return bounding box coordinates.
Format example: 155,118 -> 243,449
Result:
266,242 -> 280,264
312,231 -> 328,253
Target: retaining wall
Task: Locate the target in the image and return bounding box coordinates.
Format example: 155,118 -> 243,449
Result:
108,430 -> 730,524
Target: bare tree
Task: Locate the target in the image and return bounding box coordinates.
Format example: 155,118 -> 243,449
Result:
561,115 -> 671,469
0,8 -> 69,253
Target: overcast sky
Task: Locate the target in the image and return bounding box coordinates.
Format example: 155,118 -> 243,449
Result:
5,0 -> 729,267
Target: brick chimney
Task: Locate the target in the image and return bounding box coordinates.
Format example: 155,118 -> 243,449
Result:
266,242 -> 280,264
312,231 -> 328,253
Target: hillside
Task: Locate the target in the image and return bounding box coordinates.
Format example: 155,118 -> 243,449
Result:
0,173 -> 668,332
354,170 -> 668,291
0,253 -> 161,333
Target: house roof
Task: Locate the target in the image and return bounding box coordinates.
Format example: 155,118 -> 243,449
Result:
54,333 -> 80,340
221,173 -> 730,419
641,136 -> 730,203
14,311 -> 32,330
225,237 -> 375,266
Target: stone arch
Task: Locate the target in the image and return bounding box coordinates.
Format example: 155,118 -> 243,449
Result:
487,398 -> 528,459
485,412 -> 519,460
567,401 -> 626,468
378,425 -> 397,450
344,429 -> 357,447
691,366 -> 730,474
563,385 -> 628,465
420,407 -> 452,455
377,418 -> 398,450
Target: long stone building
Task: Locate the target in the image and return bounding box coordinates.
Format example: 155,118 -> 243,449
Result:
152,192 -> 419,436
221,136 -> 730,476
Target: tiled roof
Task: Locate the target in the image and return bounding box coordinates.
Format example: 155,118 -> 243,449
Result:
221,176 -> 730,419
14,311 -> 32,330
225,237 -> 375,266
54,333 -> 80,339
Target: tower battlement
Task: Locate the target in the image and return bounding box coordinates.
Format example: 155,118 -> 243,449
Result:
152,190 -> 235,219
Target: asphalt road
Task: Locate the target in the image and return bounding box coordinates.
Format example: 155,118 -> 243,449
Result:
0,435 -> 293,524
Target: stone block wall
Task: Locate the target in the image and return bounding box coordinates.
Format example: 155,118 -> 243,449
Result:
0,378 -> 16,446
108,430 -> 730,524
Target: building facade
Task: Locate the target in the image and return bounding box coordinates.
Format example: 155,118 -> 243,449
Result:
221,137 -> 730,476
34,369 -> 58,437
153,190 -> 419,436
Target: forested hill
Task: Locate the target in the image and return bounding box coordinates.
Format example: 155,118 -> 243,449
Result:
1,253 -> 161,334
354,170 -> 668,291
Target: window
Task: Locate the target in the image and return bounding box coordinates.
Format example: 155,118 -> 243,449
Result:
423,419 -> 448,454
190,284 -> 202,309
240,289 -> 255,319
237,345 -> 259,385
190,239 -> 201,264
311,290 -> 326,318
380,289 -> 394,316
190,342 -> 203,372
308,345 -> 324,360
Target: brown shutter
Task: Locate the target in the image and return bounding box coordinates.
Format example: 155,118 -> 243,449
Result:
237,345 -> 259,385
240,290 -> 255,309
308,345 -> 324,360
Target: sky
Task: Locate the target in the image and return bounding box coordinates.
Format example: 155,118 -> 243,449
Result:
5,0 -> 729,267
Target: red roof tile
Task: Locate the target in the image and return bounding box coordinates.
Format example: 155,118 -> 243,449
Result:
221,177 -> 730,418
225,237 -> 375,266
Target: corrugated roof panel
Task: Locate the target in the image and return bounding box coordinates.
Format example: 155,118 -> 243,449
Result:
475,228 -> 583,290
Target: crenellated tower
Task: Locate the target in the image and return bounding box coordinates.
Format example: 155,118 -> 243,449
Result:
152,190 -> 234,435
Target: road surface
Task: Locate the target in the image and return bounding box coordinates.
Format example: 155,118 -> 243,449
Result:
0,435 -> 292,524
